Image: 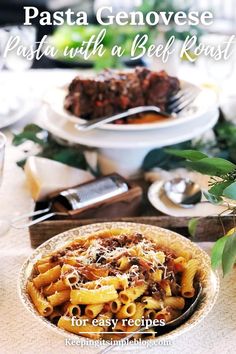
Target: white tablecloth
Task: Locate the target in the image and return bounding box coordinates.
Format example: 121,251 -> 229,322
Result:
0,69 -> 236,354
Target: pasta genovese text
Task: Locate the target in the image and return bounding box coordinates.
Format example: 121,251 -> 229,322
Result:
27,229 -> 200,340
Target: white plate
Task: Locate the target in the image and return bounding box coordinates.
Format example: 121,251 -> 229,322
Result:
148,179 -> 231,217
44,80 -> 217,131
40,107 -> 219,149
0,85 -> 37,129
0,102 -> 36,129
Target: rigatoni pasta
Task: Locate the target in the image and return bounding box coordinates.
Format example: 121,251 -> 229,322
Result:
181,259 -> 199,298
164,296 -> 185,310
141,296 -> 163,310
116,303 -> 136,319
63,302 -> 81,317
33,265 -> 61,288
27,229 -> 200,340
27,281 -> 53,317
58,316 -> 103,340
47,289 -> 71,307
85,304 -> 104,318
71,285 -> 118,305
43,279 -> 69,296
119,284 -> 147,304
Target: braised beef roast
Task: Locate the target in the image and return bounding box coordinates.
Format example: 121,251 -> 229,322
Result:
64,67 -> 180,121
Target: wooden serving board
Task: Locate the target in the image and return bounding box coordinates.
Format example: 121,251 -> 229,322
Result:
29,215 -> 235,248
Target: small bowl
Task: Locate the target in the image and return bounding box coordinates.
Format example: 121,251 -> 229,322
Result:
18,222 -> 219,349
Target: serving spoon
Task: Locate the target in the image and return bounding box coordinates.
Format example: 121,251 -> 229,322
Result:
99,284 -> 202,354
162,178 -> 203,208
161,177 -> 236,209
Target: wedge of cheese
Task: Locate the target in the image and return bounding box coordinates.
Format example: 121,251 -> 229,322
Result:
24,156 -> 94,201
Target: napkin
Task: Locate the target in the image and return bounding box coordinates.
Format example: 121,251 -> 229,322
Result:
24,156 -> 94,201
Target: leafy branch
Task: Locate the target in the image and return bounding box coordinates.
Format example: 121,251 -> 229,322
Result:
12,124 -> 89,172
165,149 -> 236,202
166,148 -> 236,276
139,0 -> 204,43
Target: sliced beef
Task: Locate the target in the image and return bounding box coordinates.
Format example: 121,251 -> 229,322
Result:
64,67 -> 180,120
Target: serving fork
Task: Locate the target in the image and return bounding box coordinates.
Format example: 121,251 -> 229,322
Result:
76,88 -> 199,131
98,283 -> 202,354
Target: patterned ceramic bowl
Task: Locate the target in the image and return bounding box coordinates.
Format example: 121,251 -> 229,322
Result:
18,222 -> 219,349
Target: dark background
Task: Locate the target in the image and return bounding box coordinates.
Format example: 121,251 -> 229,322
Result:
0,0 -> 95,68
0,1 -> 52,67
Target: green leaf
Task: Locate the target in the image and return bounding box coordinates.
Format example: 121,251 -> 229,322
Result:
203,191 -> 223,205
214,121 -> 236,164
12,124 -> 47,146
188,218 -> 199,238
211,235 -> 228,269
186,158 -> 236,177
223,182 -> 236,200
16,159 -> 27,168
222,232 -> 236,276
142,142 -> 193,171
229,145 -> 236,164
165,149 -> 208,161
142,148 -> 167,171
209,181 -> 232,197
13,124 -> 92,172
38,145 -> 88,170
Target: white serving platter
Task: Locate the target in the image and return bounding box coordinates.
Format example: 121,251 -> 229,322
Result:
44,80 -> 217,132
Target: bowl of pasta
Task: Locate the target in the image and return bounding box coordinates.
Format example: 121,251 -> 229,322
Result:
19,222 -> 219,347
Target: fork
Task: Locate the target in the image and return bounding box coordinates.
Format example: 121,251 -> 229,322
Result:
75,88 -> 198,131
98,283 -> 202,354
